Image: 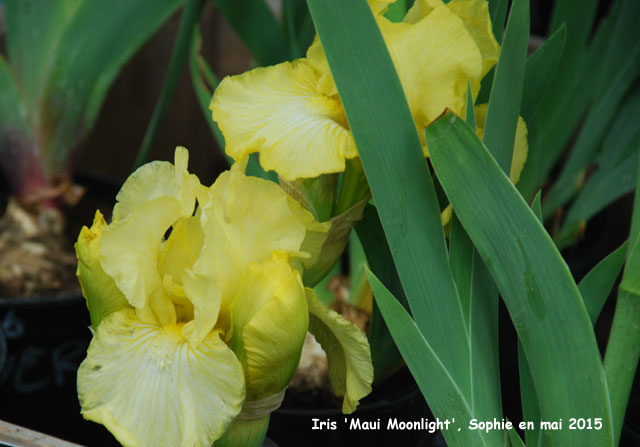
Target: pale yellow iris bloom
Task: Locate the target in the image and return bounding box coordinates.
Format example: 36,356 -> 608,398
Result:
75,148 -> 373,446
211,0 -> 499,181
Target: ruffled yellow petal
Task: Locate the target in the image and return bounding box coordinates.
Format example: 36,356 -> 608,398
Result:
158,216 -> 204,322
307,5 -> 482,138
474,104 -> 529,183
75,210 -> 128,328
381,7 -> 482,127
405,0 -> 498,78
305,37 -> 337,98
183,168 -> 319,344
113,147 -> 200,222
77,309 -> 245,447
305,288 -> 373,414
99,197 -> 181,326
210,59 -> 357,181
444,0 -> 500,78
231,253 -> 308,400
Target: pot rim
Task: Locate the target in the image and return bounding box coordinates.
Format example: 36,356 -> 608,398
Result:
0,290 -> 84,308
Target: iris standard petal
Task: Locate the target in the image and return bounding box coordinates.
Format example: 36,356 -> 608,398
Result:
158,215 -> 204,322
380,7 -> 482,128
210,59 -> 357,181
99,197 -> 182,326
307,5 -> 482,134
405,0 -> 499,78
113,147 -> 200,222
305,288 -> 373,414
77,309 -> 245,447
183,168 -> 323,344
75,210 -> 128,328
231,253 -> 308,400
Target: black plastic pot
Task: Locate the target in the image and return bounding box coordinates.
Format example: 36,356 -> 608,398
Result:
268,368 -> 446,447
0,292 -> 117,445
0,173 -> 119,445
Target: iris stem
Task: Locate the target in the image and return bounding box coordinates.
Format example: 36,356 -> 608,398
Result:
216,414 -> 270,447
335,158 -> 370,216
133,0 -> 205,169
604,154 -> 640,445
603,289 -> 640,445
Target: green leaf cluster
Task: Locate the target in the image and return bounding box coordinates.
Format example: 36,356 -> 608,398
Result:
0,0 -> 182,195
304,0 -> 639,445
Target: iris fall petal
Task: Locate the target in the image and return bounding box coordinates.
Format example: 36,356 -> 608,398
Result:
305,288 -> 374,414
210,60 -> 357,181
77,309 -> 245,447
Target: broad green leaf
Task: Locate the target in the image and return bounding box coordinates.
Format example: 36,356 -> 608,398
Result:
629,154 -> 640,253
0,57 -> 28,133
43,0 -> 182,175
555,147 -> 639,248
476,0 -> 508,103
592,0 -> 640,98
621,154 -> 640,295
465,81 -> 476,130
604,155 -> 640,444
507,425 -> 526,447
449,216 -> 503,446
283,0 -> 315,58
521,25 -> 566,123
548,0 -> 597,60
579,241 -> 628,324
347,231 -> 369,308
603,288 -> 640,446
530,1 -> 640,213
4,0 -> 81,119
518,0 -> 614,200
540,0 -> 597,133
306,0 -> 470,394
596,83 -> 640,173
426,112 -> 614,446
135,0 -> 205,169
491,0 -> 508,43
449,216 -> 474,324
518,189 -> 543,447
542,42 -> 640,219
356,204 -> 407,384
518,346 -> 541,447
0,57 -> 34,193
210,0 -> 290,66
366,269 -> 491,447
483,0 -> 529,173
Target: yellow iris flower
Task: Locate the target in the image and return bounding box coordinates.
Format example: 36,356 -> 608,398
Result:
75,148 -> 373,446
211,0 -> 499,181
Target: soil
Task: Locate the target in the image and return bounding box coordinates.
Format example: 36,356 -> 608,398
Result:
0,176 -> 117,299
0,199 -> 78,297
